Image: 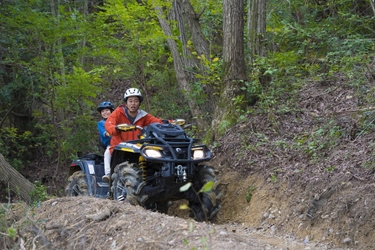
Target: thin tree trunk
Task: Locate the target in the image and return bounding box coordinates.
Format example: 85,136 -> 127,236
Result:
179,0 -> 210,60
370,0 -> 375,17
50,0 -> 63,177
0,154 -> 34,204
248,0 -> 267,65
178,0 -> 218,111
154,6 -> 208,129
171,1 -> 196,72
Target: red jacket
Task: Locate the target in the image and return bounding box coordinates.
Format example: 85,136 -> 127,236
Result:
105,105 -> 163,154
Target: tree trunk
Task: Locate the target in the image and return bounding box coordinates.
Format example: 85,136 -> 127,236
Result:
248,0 -> 267,65
179,0 -> 210,61
248,0 -> 269,87
0,154 -> 34,204
210,0 -> 247,142
178,0 -> 218,112
154,6 -> 208,129
370,0 -> 375,17
171,1 -> 196,73
222,0 -> 247,81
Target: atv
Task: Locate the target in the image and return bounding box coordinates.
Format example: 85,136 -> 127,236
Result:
66,119 -> 222,221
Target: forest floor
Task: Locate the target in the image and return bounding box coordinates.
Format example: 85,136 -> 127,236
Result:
3,77 -> 375,249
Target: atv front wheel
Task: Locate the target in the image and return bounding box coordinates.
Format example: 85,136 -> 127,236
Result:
112,162 -> 143,203
189,166 -> 222,222
112,162 -> 131,201
66,171 -> 89,196
112,162 -> 169,213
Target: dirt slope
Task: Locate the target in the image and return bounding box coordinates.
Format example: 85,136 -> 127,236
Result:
209,78 -> 375,249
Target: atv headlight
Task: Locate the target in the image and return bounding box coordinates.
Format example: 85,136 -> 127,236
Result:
144,149 -> 162,158
192,149 -> 205,159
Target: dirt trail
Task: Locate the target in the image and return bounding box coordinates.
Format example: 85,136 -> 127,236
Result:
18,196 -> 331,250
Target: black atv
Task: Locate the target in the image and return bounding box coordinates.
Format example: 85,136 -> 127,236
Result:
66,119 -> 222,221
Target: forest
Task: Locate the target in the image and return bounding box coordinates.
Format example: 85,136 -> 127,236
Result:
1,0 -> 375,249
1,0 -> 374,174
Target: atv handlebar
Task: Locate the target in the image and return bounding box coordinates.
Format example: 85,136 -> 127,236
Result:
115,124 -> 142,132
115,119 -> 186,132
172,119 -> 185,126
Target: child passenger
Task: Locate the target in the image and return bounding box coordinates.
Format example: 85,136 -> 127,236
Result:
97,101 -> 115,182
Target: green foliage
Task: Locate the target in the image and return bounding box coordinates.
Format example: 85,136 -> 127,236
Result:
324,166 -> 336,173
191,0 -> 223,55
246,185 -> 256,203
292,120 -> 342,160
195,56 -> 222,96
218,120 -> 231,136
148,80 -> 191,119
55,67 -> 104,112
30,181 -> 49,206
357,112 -> 375,137
0,128 -> 37,170
6,227 -> 17,240
251,0 -> 375,115
270,173 -> 277,183
199,181 -> 214,193
32,123 -> 57,158
1,0 -> 375,199
0,206 -> 7,234
60,115 -> 98,159
99,0 -> 169,77
0,0 -> 112,164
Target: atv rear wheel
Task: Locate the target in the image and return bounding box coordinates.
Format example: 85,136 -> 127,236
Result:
66,171 -> 89,196
189,166 -> 222,222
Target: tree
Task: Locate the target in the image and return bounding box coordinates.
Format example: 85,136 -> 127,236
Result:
178,0 -> 218,114
154,3 -> 209,129
179,0 -> 210,63
0,154 -> 34,204
210,0 -> 247,141
248,0 -> 267,64
248,0 -> 269,87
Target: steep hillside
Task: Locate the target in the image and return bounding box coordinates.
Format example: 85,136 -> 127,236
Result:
209,77 -> 375,249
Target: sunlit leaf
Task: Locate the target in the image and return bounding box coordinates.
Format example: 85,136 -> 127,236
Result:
199,181 -> 214,193
189,220 -> 194,232
179,204 -> 190,210
7,227 -> 17,240
179,182 -> 192,192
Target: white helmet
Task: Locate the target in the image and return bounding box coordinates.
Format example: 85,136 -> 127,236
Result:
124,88 -> 143,103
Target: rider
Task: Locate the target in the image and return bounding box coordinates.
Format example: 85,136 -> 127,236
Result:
97,101 -> 115,182
105,87 -> 163,173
